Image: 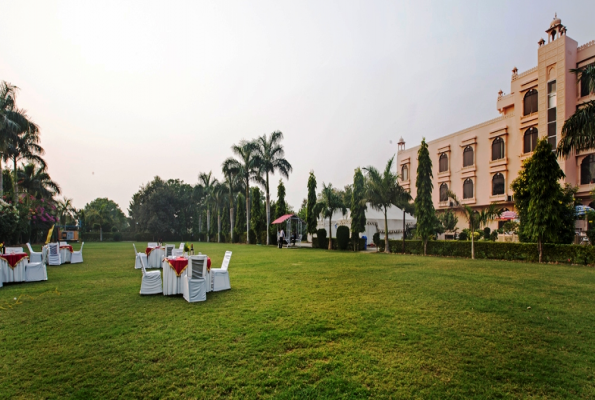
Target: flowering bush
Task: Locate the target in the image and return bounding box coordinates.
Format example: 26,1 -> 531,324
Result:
0,199 -> 19,242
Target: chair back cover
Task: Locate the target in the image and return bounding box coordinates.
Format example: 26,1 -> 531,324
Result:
165,244 -> 174,257
172,249 -> 184,257
79,242 -> 84,253
221,251 -> 232,271
133,243 -> 139,256
188,255 -> 207,279
5,247 -> 24,254
49,243 -> 59,256
60,242 -> 68,246
26,243 -> 34,253
179,242 -> 185,250
139,253 -> 148,276
148,242 -> 158,248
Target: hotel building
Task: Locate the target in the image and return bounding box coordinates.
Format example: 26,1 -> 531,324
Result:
397,16 -> 595,232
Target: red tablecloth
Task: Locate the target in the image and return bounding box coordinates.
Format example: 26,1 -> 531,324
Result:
145,247 -> 163,256
165,257 -> 211,276
60,245 -> 73,252
0,253 -> 28,269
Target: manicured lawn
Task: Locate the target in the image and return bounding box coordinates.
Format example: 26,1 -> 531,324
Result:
2,243 -> 595,398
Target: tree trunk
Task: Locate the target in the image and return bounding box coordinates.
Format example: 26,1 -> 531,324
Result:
246,183 -> 250,244
206,208 -> 210,242
402,208 -> 406,253
328,216 -> 332,250
230,205 -> 234,243
198,213 -> 202,242
266,173 -> 270,246
471,229 -> 475,260
0,154 -> 3,198
538,237 -> 542,263
384,209 -> 390,253
423,238 -> 427,256
100,226 -> 103,242
217,210 -> 221,243
13,157 -> 18,203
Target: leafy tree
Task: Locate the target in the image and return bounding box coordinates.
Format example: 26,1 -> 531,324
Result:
306,171 -> 317,235
514,138 -> 574,262
315,183 -> 347,250
350,168 -> 367,250
18,163 -> 60,199
254,131 -> 292,245
222,160 -> 242,243
438,209 -> 458,235
0,82 -> 22,198
198,171 -> 218,242
275,179 -> 288,219
223,140 -> 260,244
212,182 -> 227,243
250,187 -> 265,243
85,198 -> 126,241
56,197 -> 76,226
557,64 -> 595,156
414,138 -> 438,255
234,192 -> 246,241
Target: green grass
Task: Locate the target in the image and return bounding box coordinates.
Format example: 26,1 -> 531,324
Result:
2,243 -> 595,399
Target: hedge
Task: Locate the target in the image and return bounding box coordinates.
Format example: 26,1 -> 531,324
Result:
376,239 -> 595,265
312,237 -> 366,251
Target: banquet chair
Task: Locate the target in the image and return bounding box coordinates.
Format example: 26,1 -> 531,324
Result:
47,243 -> 61,266
139,255 -> 162,295
70,243 -> 84,264
179,242 -> 185,250
133,243 -> 148,270
172,249 -> 184,257
59,242 -> 68,246
211,251 -> 232,292
5,247 -> 23,254
26,243 -> 43,263
182,255 -> 208,303
148,242 -> 158,248
165,244 -> 175,258
25,257 -> 48,282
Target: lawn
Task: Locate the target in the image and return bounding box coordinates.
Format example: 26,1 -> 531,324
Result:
2,243 -> 595,399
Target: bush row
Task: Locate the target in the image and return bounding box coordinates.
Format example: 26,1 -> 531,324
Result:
376,239 -> 595,265
312,236 -> 366,251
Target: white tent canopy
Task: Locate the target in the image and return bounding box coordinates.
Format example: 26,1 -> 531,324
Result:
315,203 -> 416,240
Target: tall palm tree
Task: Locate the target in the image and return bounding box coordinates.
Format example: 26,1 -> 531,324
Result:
222,140 -> 260,244
254,131 -> 293,245
221,163 -> 243,243
315,183 -> 347,250
18,163 -> 61,199
86,202 -> 113,242
0,82 -> 25,198
212,182 -> 227,243
557,64 -> 595,156
56,197 -> 76,226
198,171 -> 218,242
363,156 -> 410,254
447,190 -> 500,259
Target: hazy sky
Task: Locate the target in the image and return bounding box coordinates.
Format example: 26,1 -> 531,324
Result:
2,1 -> 594,213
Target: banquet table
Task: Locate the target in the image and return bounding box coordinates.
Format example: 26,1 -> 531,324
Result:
0,253 -> 28,283
162,256 -> 212,295
60,245 -> 73,264
146,247 -> 165,268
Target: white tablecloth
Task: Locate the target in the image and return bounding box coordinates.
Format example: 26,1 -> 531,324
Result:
148,248 -> 165,268
60,248 -> 72,264
162,258 -> 184,295
0,257 -> 27,283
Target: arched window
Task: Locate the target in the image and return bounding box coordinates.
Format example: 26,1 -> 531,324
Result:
492,173 -> 505,196
401,164 -> 409,181
463,146 -> 474,167
440,183 -> 448,202
463,179 -> 474,199
492,137 -> 505,161
523,89 -> 538,116
523,127 -> 538,153
581,155 -> 595,185
439,153 -> 448,172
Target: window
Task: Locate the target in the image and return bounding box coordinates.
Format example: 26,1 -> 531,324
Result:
440,183 -> 448,202
523,89 -> 538,116
439,153 -> 449,172
492,173 -> 505,196
463,179 -> 474,199
548,81 -> 557,149
492,137 -> 505,161
581,155 -> 595,185
523,127 -> 538,153
401,164 -> 409,181
581,68 -> 594,97
463,146 -> 474,167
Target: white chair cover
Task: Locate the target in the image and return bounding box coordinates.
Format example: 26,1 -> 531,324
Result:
70,243 -> 84,264
133,243 -> 148,269
148,242 -> 158,248
182,255 -> 208,302
147,247 -> 164,268
59,241 -> 68,246
47,243 -> 61,266
25,261 -> 47,282
179,242 -> 185,250
0,257 -> 27,283
211,251 -> 232,292
172,249 -> 184,257
26,243 -> 43,263
139,256 -> 162,295
60,247 -> 72,264
5,247 -> 24,254
164,244 -> 175,258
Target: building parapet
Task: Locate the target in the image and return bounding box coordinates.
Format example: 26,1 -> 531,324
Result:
512,66 -> 538,81
578,40 -> 595,52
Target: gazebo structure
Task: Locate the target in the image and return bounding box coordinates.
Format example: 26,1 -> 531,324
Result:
271,214 -> 306,247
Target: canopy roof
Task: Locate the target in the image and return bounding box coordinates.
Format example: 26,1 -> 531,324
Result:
271,214 -> 304,225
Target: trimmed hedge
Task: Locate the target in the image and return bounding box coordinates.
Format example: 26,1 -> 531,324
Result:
377,239 -> 595,265
336,226 -> 350,250
313,237 -> 366,251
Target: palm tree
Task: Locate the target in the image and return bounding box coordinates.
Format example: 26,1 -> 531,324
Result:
315,183 -> 347,250
222,140 -> 260,244
198,171 -> 218,242
86,203 -> 113,242
56,197 -> 76,226
212,182 -> 227,243
221,164 -> 243,243
0,82 -> 25,198
363,156 -> 410,254
447,190 -> 500,259
254,131 -> 293,245
18,163 -> 61,199
557,64 -> 595,157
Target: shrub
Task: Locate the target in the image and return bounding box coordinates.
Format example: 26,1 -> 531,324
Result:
249,229 -> 257,244
489,231 -> 499,242
113,232 -> 122,242
458,231 -> 468,241
336,226 -> 350,250
316,229 -> 328,249
372,232 -> 380,247
483,227 -> 491,239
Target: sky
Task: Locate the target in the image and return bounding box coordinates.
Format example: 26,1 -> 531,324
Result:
1,0 -> 595,213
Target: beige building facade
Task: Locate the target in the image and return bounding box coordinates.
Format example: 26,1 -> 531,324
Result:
397,16 -> 595,232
